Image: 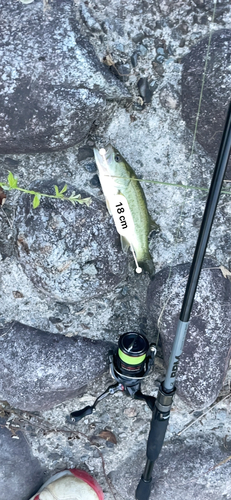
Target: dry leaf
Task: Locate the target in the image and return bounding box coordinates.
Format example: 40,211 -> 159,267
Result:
98,430 -> 117,444
219,265 -> 231,279
103,54 -> 115,66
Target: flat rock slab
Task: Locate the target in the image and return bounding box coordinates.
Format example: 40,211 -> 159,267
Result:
0,322 -> 114,411
0,416 -> 44,500
0,0 -> 130,154
15,180 -> 128,303
110,433 -> 231,500
147,260 -> 231,409
181,29 -> 231,177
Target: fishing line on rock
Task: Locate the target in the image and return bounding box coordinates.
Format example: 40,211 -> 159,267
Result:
155,0 -> 218,350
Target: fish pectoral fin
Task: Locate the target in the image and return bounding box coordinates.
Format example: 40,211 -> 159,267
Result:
149,216 -> 160,234
120,235 -> 130,253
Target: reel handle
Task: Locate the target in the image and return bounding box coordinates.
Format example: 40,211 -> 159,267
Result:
70,405 -> 93,422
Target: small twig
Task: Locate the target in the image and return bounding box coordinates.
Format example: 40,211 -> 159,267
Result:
206,454 -> 231,473
0,322 -> 15,338
177,392 -> 231,436
92,446 -> 117,500
1,207 -> 14,229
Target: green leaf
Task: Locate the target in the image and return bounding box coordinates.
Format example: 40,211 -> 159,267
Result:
70,194 -> 81,200
7,171 -> 18,188
60,184 -> 68,194
84,197 -> 92,206
33,194 -> 41,209
69,195 -> 91,206
54,185 -> 59,196
0,183 -> 10,191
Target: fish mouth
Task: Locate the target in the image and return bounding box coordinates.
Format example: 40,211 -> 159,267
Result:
93,144 -> 114,173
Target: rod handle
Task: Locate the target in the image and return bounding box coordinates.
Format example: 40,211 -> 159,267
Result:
135,476 -> 152,500
146,406 -> 170,461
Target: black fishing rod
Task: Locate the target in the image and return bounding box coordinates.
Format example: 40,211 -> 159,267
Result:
135,101 -> 231,500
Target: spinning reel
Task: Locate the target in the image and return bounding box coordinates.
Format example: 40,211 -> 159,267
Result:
69,332 -> 157,423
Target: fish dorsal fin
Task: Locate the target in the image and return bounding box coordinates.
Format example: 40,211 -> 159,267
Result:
149,215 -> 160,233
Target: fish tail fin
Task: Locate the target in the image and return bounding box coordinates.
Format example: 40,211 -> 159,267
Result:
139,254 -> 155,278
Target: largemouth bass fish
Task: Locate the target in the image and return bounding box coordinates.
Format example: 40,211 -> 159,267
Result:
93,144 -> 157,276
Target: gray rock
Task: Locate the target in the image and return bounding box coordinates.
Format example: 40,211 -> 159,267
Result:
0,0 -> 130,154
110,433 -> 231,500
15,180 -> 128,303
181,29 -> 231,177
0,322 -> 114,411
146,260 -> 231,408
0,416 -> 44,500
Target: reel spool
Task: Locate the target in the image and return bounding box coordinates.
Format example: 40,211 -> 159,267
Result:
115,332 -> 150,378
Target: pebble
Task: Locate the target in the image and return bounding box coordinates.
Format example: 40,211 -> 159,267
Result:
124,407 -> 137,418
115,43 -> 125,53
48,317 -> 62,324
137,77 -> 154,104
138,44 -> 148,56
152,61 -> 165,76
90,174 -> 101,188
77,146 -> 94,162
84,162 -> 97,173
110,62 -> 130,82
132,33 -> 144,43
159,83 -> 180,110
157,47 -> 165,56
131,52 -> 139,68
155,55 -> 165,64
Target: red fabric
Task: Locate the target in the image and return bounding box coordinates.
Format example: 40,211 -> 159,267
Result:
70,469 -> 104,500
34,496 -> 40,500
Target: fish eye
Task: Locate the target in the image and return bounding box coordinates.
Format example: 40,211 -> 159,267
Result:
115,154 -> 121,162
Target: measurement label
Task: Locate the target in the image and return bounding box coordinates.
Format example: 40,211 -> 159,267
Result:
115,201 -> 128,230
110,194 -> 135,238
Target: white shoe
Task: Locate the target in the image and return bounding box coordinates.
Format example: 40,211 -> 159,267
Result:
29,469 -> 104,500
